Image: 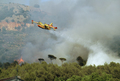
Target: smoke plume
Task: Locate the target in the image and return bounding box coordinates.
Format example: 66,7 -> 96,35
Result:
1,0 -> 120,66
22,0 -> 120,66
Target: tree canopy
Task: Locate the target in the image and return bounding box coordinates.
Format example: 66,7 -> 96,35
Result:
38,58 -> 44,63
48,54 -> 57,63
76,56 -> 86,66
59,58 -> 66,64
0,61 -> 120,81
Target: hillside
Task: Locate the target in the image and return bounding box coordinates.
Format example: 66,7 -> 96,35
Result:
0,3 -> 50,63
0,3 -> 48,31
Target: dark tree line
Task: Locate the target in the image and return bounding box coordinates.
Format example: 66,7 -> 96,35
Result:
0,61 -> 18,69
38,54 -> 86,66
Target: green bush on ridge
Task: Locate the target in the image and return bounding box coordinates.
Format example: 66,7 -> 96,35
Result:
0,61 -> 120,81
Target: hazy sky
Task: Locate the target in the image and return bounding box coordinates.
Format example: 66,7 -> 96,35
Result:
0,0 -> 50,5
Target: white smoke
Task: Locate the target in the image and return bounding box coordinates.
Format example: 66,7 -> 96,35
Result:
86,43 -> 120,66
16,0 -> 120,66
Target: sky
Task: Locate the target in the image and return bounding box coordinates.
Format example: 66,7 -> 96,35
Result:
0,0 -> 50,5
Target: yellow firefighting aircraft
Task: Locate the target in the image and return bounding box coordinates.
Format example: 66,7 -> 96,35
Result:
31,20 -> 57,30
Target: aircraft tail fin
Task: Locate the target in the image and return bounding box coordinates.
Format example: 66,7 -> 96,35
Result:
31,20 -> 33,24
32,20 -> 38,24
50,23 -> 53,26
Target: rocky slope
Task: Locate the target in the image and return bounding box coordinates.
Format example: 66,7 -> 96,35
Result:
0,3 -> 48,31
